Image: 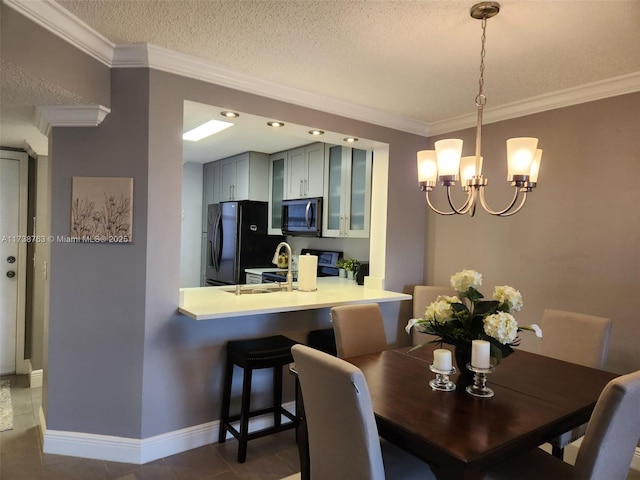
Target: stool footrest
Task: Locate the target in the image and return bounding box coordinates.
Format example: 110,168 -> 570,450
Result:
225,405 -> 297,427
223,407 -> 297,443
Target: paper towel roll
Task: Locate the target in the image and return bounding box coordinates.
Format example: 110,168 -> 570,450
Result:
298,254 -> 318,292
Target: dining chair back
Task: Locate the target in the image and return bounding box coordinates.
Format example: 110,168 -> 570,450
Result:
331,303 -> 387,358
486,369 -> 640,480
412,286 -> 456,346
576,369 -> 640,479
292,343 -> 385,479
540,308 -> 612,369
539,308 -> 613,458
291,344 -> 434,480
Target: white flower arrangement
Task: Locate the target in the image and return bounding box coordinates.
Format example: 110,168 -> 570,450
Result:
406,269 -> 542,363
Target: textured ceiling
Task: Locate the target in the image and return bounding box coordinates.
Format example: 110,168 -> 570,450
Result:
2,0 -> 639,159
54,0 -> 640,122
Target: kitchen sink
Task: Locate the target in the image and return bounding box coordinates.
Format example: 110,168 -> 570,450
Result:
222,284 -> 292,295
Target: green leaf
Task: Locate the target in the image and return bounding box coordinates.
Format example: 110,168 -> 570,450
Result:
465,287 -> 484,303
474,300 -> 499,316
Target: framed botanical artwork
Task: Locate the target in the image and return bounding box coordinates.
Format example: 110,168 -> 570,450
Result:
71,176 -> 133,243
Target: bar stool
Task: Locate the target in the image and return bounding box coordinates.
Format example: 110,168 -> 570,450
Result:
218,335 -> 299,463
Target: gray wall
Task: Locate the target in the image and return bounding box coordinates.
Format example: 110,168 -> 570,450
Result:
45,66 -> 426,439
48,69 -> 150,436
424,93 -> 640,375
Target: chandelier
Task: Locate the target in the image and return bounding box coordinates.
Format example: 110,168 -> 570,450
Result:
417,2 -> 542,217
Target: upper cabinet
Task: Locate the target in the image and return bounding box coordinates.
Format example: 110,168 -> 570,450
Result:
215,152 -> 270,203
202,161 -> 219,232
268,151 -> 287,235
285,142 -> 325,199
323,145 -> 372,238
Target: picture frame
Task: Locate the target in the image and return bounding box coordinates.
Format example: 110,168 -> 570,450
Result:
70,176 -> 133,243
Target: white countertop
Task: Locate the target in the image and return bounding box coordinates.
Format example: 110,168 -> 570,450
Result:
179,277 -> 411,320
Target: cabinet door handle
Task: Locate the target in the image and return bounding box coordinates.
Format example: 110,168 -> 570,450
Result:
299,179 -> 303,197
304,178 -> 308,195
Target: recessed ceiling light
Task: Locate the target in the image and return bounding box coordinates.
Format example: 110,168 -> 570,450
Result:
267,121 -> 285,128
309,130 -> 325,136
344,137 -> 358,143
182,119 -> 234,141
220,111 -> 239,118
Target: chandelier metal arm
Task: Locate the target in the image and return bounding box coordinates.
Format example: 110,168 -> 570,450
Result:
424,190 -> 459,216
478,186 -> 528,216
446,185 -> 475,215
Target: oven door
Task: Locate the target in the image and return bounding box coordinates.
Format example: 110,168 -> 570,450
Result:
262,272 -> 286,283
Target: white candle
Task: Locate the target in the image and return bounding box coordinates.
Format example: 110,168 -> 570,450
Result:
433,349 -> 452,371
471,340 -> 491,369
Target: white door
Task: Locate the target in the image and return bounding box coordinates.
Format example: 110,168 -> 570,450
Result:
0,157 -> 20,374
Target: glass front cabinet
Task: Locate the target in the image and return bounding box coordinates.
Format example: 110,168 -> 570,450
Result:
268,151 -> 287,235
323,145 -> 372,238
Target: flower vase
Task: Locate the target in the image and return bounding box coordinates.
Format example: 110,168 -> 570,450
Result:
347,270 -> 354,280
455,346 -> 474,380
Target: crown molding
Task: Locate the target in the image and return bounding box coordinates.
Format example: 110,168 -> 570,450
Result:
35,105 -> 111,136
3,0 -> 115,66
113,43 -> 430,136
428,72 -> 640,136
8,1 -> 640,138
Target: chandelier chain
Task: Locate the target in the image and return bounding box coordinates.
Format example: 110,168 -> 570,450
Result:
476,16 -> 488,107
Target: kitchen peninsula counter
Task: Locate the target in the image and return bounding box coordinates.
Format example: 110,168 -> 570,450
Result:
179,277 -> 411,320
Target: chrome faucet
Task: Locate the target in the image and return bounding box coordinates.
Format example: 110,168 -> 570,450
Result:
272,242 -> 293,292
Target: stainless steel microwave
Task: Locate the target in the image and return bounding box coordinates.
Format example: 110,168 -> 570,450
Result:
281,197 -> 322,237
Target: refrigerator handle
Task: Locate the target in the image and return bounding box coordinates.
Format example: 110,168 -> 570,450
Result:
209,240 -> 216,271
213,210 -> 223,271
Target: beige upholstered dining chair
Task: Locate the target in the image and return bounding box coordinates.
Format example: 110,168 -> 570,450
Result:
411,286 -> 456,346
485,369 -> 640,480
540,308 -> 613,459
331,303 -> 387,358
291,344 -> 435,480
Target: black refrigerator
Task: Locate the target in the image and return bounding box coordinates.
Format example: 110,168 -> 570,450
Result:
205,201 -> 283,285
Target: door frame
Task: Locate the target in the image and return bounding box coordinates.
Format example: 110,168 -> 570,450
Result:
1,149 -> 29,374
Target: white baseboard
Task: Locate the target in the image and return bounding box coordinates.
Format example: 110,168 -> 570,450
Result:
30,369 -> 43,388
39,406 -> 47,442
632,446 -> 640,472
43,401 -> 296,464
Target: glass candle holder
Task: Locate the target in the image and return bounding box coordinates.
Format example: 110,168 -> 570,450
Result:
429,364 -> 457,392
465,363 -> 495,398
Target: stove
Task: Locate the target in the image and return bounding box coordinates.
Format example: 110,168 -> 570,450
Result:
261,249 -> 342,283
262,270 -> 297,283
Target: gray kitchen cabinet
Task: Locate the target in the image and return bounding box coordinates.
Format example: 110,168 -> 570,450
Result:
285,142 -> 324,199
323,145 -> 372,238
219,152 -> 269,202
200,232 -> 207,286
268,151 -> 287,235
202,161 -> 219,232
245,272 -> 263,284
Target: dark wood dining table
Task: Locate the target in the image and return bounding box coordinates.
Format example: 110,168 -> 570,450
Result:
344,345 -> 618,480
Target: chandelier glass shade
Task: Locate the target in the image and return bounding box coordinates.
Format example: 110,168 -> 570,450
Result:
417,2 -> 542,217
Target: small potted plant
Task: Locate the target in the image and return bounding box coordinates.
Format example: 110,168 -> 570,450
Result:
343,258 -> 361,280
336,258 -> 348,278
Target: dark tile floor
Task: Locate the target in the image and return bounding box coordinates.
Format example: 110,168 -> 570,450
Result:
0,375 -> 301,480
3,374 -> 639,479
